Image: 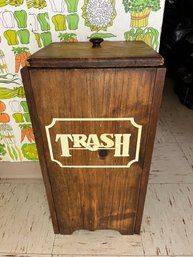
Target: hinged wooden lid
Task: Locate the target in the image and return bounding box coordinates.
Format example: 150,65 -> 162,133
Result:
27,41 -> 164,68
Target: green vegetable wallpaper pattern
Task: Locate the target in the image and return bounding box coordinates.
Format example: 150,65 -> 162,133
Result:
0,0 -> 165,162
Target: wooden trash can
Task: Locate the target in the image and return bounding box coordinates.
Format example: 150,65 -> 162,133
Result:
21,40 -> 166,235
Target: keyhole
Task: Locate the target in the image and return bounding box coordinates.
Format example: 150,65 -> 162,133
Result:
98,149 -> 109,159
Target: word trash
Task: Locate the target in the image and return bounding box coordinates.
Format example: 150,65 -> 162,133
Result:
55,133 -> 132,157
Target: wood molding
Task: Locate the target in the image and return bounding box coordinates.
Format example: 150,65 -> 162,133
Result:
0,162 -> 42,179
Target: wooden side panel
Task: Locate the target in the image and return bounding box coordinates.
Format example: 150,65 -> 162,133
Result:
21,67 -> 59,233
26,68 -> 157,234
134,68 -> 166,233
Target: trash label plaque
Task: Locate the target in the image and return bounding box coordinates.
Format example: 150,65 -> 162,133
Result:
45,118 -> 142,168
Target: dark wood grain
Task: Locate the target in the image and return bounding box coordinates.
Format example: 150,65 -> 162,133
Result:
27,41 -> 164,68
21,67 -> 59,233
21,41 -> 166,235
134,68 -> 166,234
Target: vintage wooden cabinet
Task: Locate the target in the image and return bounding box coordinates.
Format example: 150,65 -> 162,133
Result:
21,40 -> 165,235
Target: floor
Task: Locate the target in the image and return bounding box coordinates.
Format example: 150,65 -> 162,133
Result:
0,78 -> 193,257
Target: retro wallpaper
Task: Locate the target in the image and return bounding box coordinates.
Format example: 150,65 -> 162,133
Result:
0,0 -> 165,161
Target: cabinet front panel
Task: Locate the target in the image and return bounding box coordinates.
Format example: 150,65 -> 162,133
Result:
29,68 -> 156,234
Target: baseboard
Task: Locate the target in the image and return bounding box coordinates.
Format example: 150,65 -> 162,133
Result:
0,161 -> 42,179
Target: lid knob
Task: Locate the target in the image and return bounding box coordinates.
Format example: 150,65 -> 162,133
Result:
89,38 -> 104,48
